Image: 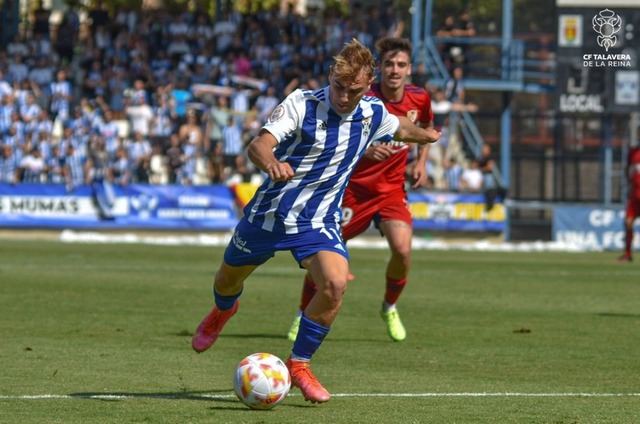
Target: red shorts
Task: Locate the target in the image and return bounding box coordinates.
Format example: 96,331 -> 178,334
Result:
626,197 -> 640,220
340,188 -> 412,241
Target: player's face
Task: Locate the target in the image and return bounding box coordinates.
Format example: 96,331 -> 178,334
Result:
379,50 -> 411,90
329,70 -> 373,114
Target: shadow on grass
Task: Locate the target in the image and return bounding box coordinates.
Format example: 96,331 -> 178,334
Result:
597,312 -> 640,319
68,390 -> 312,409
69,389 -> 231,402
172,330 -> 385,343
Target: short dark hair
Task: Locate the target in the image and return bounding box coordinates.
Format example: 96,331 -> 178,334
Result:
375,37 -> 413,60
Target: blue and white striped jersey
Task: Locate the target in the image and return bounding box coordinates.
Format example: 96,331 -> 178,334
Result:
245,87 -> 400,234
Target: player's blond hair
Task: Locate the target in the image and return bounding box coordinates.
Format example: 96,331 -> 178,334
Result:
331,39 -> 376,81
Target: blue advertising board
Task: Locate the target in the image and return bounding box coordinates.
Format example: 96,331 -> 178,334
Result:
0,183 -> 238,230
553,205 -> 639,250
407,192 -> 505,232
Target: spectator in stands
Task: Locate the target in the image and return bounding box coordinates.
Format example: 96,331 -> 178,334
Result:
32,1 -> 52,39
150,90 -> 173,146
436,15 -> 458,71
221,115 -> 245,181
63,143 -> 87,190
126,80 -> 154,137
205,95 -> 231,154
45,144 -> 65,183
0,144 -> 19,183
28,57 -> 55,98
456,10 -> 476,37
96,109 -> 120,157
165,133 -> 184,184
19,146 -> 46,183
412,62 -> 429,89
128,131 -> 152,183
169,80 -> 192,126
50,69 -> 72,121
55,11 -> 79,64
254,86 -> 279,125
0,70 -> 11,101
178,109 -> 204,152
8,54 -> 29,84
443,156 -> 463,192
109,146 -> 132,186
460,159 -> 483,192
88,0 -> 110,39
478,144 -> 500,211
445,67 -> 465,104
107,69 -> 127,117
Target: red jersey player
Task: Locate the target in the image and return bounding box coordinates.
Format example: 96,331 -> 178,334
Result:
287,37 -> 434,342
618,145 -> 640,262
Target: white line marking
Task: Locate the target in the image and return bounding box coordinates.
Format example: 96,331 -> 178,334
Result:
2,392 -> 640,400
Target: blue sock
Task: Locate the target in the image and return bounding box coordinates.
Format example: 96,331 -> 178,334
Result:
291,314 -> 330,361
213,288 -> 242,311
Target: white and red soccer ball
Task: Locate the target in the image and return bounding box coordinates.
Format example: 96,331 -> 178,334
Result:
233,353 -> 291,409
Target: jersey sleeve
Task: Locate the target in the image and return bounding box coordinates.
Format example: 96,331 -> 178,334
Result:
261,90 -> 302,142
420,92 -> 434,126
370,104 -> 400,142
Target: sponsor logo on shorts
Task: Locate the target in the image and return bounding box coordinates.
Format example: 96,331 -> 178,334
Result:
232,231 -> 252,253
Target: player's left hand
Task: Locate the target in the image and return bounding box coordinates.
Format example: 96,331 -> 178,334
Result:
266,161 -> 294,182
411,164 -> 428,189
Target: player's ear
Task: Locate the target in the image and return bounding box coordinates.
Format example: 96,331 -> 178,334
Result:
407,63 -> 412,76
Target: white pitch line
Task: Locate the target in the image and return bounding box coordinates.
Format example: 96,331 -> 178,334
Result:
2,392 -> 640,400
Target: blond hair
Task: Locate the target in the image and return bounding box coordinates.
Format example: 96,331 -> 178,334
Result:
332,39 -> 375,80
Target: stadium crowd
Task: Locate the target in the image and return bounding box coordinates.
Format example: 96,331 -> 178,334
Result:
0,2 -> 487,193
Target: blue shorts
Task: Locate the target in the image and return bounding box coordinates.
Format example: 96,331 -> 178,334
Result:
224,218 -> 349,267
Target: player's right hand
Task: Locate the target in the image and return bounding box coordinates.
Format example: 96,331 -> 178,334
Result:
364,145 -> 395,162
266,161 -> 294,182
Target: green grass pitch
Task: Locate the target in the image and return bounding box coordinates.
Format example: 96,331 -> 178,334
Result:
1,239 -> 639,423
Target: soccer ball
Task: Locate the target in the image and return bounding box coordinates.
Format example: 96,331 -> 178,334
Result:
233,353 -> 291,410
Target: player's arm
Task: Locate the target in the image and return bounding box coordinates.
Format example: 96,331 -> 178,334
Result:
394,116 -> 440,145
247,129 -> 294,182
412,121 -> 433,188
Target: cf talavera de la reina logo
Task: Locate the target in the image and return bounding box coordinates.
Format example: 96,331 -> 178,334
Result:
583,9 -> 631,68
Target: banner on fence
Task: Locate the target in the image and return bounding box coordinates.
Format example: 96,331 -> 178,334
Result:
407,192 -> 505,232
553,205 -> 639,250
0,183 -> 238,230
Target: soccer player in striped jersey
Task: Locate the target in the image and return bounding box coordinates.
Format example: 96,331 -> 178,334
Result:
191,39 -> 440,404
288,37 -> 434,343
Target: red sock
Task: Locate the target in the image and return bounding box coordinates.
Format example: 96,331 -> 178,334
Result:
384,276 -> 407,305
300,274 -> 317,311
625,228 -> 633,256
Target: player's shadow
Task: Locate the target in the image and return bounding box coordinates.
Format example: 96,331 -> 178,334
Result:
69,389 -> 232,403
69,390 -> 311,409
171,331 -> 288,340
173,330 -> 384,343
597,312 -> 640,319
220,333 -> 289,340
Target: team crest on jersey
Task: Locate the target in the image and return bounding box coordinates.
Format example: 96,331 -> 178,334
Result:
362,117 -> 372,137
268,105 -> 285,123
406,110 -> 418,123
